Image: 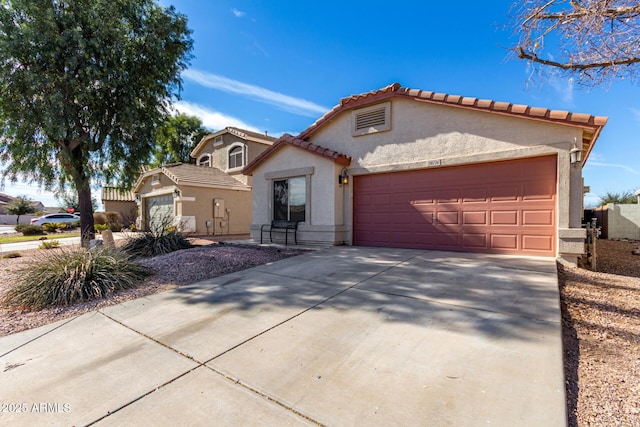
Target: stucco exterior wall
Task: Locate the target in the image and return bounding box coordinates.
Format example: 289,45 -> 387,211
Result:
178,185 -> 252,235
103,200 -> 137,225
250,145 -> 348,244
604,203 -> 640,240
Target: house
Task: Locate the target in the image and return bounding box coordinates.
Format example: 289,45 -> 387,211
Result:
135,127 -> 275,234
243,83 -> 608,263
101,187 -> 137,226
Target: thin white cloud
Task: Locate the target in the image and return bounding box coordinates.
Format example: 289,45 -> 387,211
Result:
231,8 -> 245,18
173,101 -> 261,133
182,69 -> 328,117
585,161 -> 640,176
630,107 -> 640,123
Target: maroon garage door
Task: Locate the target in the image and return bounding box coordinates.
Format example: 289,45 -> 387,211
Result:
353,156 -> 557,256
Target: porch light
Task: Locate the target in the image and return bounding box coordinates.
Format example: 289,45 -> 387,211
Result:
569,141 -> 582,166
174,188 -> 181,198
338,169 -> 349,186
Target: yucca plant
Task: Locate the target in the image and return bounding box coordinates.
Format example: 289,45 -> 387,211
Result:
39,239 -> 60,250
2,246 -> 153,309
121,230 -> 191,258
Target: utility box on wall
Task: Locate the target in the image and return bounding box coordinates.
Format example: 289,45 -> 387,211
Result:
213,199 -> 225,218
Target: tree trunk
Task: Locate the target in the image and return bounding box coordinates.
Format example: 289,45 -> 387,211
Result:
68,147 -> 95,248
77,182 -> 95,248
15,215 -> 20,225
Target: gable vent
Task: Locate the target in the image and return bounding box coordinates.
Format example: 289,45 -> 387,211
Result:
355,106 -> 386,130
352,102 -> 391,136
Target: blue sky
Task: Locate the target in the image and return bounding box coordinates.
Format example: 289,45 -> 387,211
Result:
3,0 -> 638,208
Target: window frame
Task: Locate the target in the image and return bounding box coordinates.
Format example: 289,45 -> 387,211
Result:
197,154 -> 211,167
272,176 -> 307,223
226,143 -> 247,172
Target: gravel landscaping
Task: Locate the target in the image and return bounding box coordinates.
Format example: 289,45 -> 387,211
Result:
0,237 -> 638,425
0,240 -> 306,336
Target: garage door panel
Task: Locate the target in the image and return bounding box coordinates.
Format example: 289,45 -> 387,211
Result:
491,210 -> 519,225
522,235 -> 553,252
523,210 -> 554,226
491,234 -> 519,250
523,181 -> 556,201
437,211 -> 459,225
353,156 -> 556,256
462,233 -> 487,248
462,211 -> 487,225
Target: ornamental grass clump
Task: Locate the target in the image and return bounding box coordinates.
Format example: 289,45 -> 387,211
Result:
2,246 -> 153,309
121,230 -> 191,258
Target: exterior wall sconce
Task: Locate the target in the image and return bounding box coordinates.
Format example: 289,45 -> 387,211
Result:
173,188 -> 181,198
338,169 -> 349,186
569,142 -> 582,166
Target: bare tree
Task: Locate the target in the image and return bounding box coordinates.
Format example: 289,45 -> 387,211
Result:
512,0 -> 640,85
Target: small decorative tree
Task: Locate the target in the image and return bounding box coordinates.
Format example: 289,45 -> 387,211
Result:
5,195 -> 36,225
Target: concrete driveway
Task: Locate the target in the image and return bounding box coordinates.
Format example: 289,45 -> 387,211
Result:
0,247 -> 565,426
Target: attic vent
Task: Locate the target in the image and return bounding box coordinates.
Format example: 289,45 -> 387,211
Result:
213,136 -> 223,146
352,102 -> 391,136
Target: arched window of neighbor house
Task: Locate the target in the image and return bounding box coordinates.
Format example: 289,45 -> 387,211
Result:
228,145 -> 244,169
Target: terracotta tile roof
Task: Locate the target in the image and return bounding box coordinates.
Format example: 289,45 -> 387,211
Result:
298,83 -> 608,162
134,163 -> 250,192
101,187 -> 135,202
191,126 -> 276,158
243,134 -> 351,175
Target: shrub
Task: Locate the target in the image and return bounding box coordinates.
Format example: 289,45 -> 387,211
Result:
2,252 -> 21,258
121,230 -> 191,258
1,246 -> 153,309
18,224 -> 44,235
93,212 -> 107,225
105,211 -> 121,225
43,223 -> 62,233
39,240 -> 60,250
94,224 -> 109,233
63,221 -> 80,230
108,223 -> 123,232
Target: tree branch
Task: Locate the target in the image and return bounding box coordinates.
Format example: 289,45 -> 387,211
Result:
518,47 -> 640,70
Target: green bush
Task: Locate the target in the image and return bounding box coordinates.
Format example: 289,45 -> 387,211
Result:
1,246 -> 153,309
39,240 -> 60,250
108,223 -> 123,232
17,224 -> 44,235
121,230 -> 191,258
43,223 -> 62,233
94,223 -> 109,233
63,221 -> 80,230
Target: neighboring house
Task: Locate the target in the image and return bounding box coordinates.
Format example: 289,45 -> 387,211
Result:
134,127 -> 275,234
244,83 -> 608,263
190,127 -> 276,186
101,187 -> 137,226
29,201 -> 46,213
134,163 -> 253,234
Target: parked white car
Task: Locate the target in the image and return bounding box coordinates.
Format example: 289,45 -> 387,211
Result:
30,213 -> 81,225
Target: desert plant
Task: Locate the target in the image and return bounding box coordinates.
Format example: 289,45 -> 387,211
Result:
108,223 -> 123,232
105,211 -> 121,225
93,212 -> 107,225
39,240 -> 60,250
598,190 -> 638,206
94,224 -> 109,233
63,221 -> 80,230
121,230 -> 191,258
1,246 -> 153,309
17,224 -> 44,236
42,223 -> 63,233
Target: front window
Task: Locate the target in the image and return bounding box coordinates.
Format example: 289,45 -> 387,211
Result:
273,177 -> 306,222
228,146 -> 244,169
